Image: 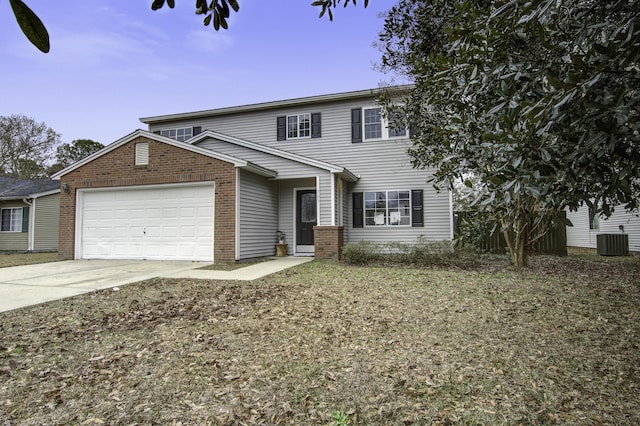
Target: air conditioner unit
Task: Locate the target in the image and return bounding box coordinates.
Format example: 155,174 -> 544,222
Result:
596,234 -> 629,256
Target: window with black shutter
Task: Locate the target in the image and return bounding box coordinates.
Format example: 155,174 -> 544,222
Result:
351,108 -> 362,143
276,116 -> 286,141
411,189 -> 424,227
311,112 -> 321,138
352,192 -> 363,228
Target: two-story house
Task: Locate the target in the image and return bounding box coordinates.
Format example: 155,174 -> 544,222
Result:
53,87 -> 453,262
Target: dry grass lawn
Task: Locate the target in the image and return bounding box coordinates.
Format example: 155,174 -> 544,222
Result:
1,254 -> 639,425
0,252 -> 59,268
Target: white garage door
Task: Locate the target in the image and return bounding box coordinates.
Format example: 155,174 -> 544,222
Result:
78,184 -> 215,261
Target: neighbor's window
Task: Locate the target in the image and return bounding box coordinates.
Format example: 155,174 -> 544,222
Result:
1,207 -> 23,232
364,190 -> 411,226
287,114 -> 311,139
160,127 -> 193,142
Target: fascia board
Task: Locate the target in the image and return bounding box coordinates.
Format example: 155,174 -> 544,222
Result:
191,130 -> 348,174
139,85 -> 414,124
51,129 -> 251,179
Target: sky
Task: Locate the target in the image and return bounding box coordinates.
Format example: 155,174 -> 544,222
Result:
0,0 -> 406,147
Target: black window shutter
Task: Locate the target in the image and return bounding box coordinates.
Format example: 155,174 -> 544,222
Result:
411,189 -> 424,227
21,206 -> 29,233
352,192 -> 364,228
311,112 -> 321,138
192,126 -> 202,136
152,130 -> 161,135
351,108 -> 362,143
276,116 -> 286,141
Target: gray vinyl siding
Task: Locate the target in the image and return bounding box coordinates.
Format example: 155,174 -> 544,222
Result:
33,193 -> 59,251
149,95 -> 453,243
0,201 -> 28,251
567,205 -> 640,253
238,170 -> 278,260
195,138 -> 329,180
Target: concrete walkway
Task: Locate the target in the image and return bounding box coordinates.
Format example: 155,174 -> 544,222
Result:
0,257 -> 314,313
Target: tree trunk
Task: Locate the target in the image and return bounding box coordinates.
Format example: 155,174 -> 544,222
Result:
502,217 -> 529,268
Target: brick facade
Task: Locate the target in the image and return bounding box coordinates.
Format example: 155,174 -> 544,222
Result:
313,226 -> 344,260
58,136 -> 236,262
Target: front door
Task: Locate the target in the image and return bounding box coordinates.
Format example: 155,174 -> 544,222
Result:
296,189 -> 316,254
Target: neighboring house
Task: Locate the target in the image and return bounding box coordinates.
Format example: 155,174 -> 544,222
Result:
566,205 -> 640,253
0,177 -> 60,252
53,87 -> 453,262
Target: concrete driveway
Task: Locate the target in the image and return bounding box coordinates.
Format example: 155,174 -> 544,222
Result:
0,260 -> 206,313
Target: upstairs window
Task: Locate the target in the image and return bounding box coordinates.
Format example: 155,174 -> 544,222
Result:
387,110 -> 408,138
160,127 -> 193,142
364,108 -> 382,140
1,207 -> 23,232
287,113 -> 311,139
277,113 -> 321,141
353,107 -> 408,142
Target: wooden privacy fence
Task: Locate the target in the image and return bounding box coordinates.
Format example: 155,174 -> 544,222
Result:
455,212 -> 568,256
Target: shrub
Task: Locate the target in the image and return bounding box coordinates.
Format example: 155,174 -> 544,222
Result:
340,240 -> 383,265
341,237 -> 497,268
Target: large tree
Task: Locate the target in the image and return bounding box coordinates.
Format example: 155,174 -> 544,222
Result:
48,139 -> 104,174
8,0 -> 367,53
378,0 -> 640,266
0,114 -> 61,179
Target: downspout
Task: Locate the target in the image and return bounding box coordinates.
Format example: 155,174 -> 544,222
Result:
449,190 -> 455,240
330,173 -> 336,226
235,168 -> 240,261
22,197 -> 34,251
316,175 -> 321,226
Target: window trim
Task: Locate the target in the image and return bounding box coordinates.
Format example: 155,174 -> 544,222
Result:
286,113 -> 312,140
1,207 -> 23,233
361,107 -> 408,141
159,127 -> 194,142
364,189 -> 412,227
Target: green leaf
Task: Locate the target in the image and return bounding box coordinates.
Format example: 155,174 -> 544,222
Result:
151,0 -> 165,10
228,0 -> 240,12
167,0 -> 175,8
9,0 -> 50,53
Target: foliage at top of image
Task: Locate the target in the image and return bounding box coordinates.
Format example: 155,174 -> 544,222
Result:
8,0 -> 367,53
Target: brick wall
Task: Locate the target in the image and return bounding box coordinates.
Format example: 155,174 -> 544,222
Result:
313,226 -> 344,260
58,135 -> 236,262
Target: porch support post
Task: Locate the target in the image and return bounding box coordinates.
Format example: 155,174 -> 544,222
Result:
313,225 -> 344,260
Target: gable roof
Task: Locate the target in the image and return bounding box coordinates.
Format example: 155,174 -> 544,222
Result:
0,177 -> 60,201
189,130 -> 359,182
51,129 -> 277,179
139,85 -> 414,125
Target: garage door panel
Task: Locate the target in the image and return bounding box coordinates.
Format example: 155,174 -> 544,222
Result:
79,184 -> 215,261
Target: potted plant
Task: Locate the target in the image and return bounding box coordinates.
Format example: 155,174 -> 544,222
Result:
276,231 -> 287,256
